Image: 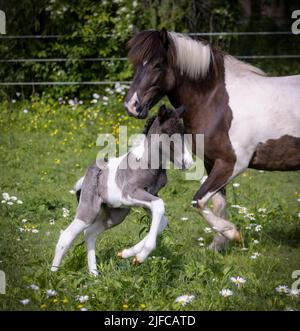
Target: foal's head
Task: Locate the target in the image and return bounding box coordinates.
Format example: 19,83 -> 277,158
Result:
143,104 -> 193,170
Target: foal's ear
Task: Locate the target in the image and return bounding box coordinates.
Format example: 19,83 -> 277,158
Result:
175,105 -> 186,118
158,104 -> 169,123
160,28 -> 169,48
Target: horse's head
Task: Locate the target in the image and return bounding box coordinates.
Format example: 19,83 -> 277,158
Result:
124,29 -> 176,119
144,104 -> 193,170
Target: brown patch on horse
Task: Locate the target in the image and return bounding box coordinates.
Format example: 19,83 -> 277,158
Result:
249,135 -> 300,171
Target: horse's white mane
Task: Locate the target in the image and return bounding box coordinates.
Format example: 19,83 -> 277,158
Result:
169,32 -> 211,79
169,32 -> 265,79
224,54 -> 266,76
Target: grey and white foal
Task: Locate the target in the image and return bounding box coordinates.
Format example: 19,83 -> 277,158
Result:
51,105 -> 193,275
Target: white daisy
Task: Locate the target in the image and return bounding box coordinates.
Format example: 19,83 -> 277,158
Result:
32,229 -> 39,233
275,285 -> 290,294
250,252 -> 260,260
175,294 -> 195,306
230,276 -> 246,288
10,196 -> 18,201
197,237 -> 204,241
20,299 -> 30,305
7,201 -> 14,205
17,200 -> 23,204
219,289 -> 233,297
77,295 -> 89,303
22,219 -> 27,223
46,289 -> 57,297
30,284 -> 39,291
1,200 -> 6,204
23,109 -> 28,114
233,183 -> 240,188
2,193 -> 10,201
62,207 -> 70,218
49,219 -> 55,225
253,240 -> 259,244
80,307 -> 88,311
181,217 -> 188,221
204,227 -> 212,233
92,93 -> 100,99
255,225 -> 263,232
258,208 -> 267,213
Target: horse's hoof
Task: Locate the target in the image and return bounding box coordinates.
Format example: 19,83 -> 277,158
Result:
117,251 -> 123,258
235,231 -> 242,243
132,257 -> 141,265
50,266 -> 58,272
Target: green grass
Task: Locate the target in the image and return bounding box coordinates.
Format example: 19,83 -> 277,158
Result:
0,97 -> 299,311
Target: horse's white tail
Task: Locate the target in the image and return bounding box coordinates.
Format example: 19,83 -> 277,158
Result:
74,176 -> 84,193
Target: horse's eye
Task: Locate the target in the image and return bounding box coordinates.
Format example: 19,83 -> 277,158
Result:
153,63 -> 162,70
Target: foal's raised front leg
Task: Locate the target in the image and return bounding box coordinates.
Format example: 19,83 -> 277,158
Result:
193,159 -> 241,248
118,189 -> 165,263
118,214 -> 167,259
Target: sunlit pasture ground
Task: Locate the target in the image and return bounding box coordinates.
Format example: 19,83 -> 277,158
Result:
0,92 -> 299,311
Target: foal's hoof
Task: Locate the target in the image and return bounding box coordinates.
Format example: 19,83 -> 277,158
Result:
132,257 -> 141,265
117,251 -> 123,258
50,266 -> 58,272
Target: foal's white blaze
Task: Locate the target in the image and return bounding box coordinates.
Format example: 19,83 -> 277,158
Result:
224,56 -> 300,176
125,91 -> 139,116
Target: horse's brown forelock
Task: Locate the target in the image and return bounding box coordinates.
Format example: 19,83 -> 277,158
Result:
127,30 -> 175,67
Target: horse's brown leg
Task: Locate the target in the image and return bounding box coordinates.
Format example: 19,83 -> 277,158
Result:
194,159 -> 240,245
203,161 -> 230,250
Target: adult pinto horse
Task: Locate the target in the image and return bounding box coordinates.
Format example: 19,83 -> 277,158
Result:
124,28 -> 300,251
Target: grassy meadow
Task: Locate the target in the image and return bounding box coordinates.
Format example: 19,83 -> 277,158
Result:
0,93 -> 299,311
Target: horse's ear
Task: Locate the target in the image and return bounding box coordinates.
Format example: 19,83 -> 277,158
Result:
175,105 -> 186,118
158,104 -> 169,123
160,28 -> 169,48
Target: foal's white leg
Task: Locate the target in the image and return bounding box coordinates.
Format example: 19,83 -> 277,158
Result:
120,214 -> 167,259
198,192 -> 240,242
84,215 -> 106,276
209,192 -> 230,251
51,218 -> 87,272
134,199 -> 165,263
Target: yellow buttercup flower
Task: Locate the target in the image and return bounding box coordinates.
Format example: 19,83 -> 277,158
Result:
40,304 -> 47,310
123,304 -> 129,309
140,304 -> 146,310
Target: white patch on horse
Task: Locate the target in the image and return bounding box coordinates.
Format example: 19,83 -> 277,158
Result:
143,60 -> 148,67
225,56 -> 300,176
169,32 -> 211,79
106,155 -> 152,209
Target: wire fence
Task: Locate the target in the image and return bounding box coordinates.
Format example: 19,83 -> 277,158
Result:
0,31 -> 298,86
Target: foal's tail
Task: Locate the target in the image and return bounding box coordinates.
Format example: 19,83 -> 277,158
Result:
74,176 -> 84,202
